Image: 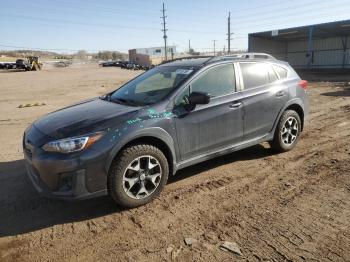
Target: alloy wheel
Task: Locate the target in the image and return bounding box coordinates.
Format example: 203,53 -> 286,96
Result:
122,155 -> 162,199
280,116 -> 299,146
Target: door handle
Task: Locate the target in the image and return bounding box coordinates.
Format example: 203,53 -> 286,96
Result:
276,91 -> 285,97
229,101 -> 242,109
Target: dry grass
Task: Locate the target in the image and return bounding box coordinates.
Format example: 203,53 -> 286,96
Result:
0,57 -> 16,62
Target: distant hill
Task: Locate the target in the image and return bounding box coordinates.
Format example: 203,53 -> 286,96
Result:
0,50 -> 61,59
0,49 -> 128,61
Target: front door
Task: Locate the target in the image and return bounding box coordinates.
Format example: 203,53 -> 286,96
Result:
173,63 -> 244,161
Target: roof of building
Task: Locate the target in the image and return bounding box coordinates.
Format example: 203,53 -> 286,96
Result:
130,46 -> 176,51
249,19 -> 350,41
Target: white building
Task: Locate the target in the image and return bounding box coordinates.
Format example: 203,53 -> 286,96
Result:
133,46 -> 176,57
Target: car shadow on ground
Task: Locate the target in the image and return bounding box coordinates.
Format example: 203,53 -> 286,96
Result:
0,144 -> 272,237
321,88 -> 350,97
169,144 -> 272,184
0,70 -> 28,73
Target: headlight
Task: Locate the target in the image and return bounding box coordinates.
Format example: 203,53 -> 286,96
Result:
42,132 -> 104,153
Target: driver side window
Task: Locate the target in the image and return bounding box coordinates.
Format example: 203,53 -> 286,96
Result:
191,64 -> 235,97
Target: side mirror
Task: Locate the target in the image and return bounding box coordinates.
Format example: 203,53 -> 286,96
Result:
188,92 -> 210,105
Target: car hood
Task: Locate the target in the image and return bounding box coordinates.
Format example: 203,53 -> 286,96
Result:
34,98 -> 140,139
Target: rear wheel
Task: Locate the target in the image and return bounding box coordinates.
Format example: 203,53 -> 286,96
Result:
270,110 -> 301,152
107,144 -> 169,208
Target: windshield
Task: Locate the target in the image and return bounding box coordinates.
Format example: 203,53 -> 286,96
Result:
109,66 -> 194,106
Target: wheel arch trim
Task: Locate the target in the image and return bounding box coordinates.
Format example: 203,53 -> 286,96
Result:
105,127 -> 177,175
271,99 -> 305,137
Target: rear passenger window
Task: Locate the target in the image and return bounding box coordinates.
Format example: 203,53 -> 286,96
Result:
273,65 -> 288,79
240,63 -> 269,89
268,65 -> 278,82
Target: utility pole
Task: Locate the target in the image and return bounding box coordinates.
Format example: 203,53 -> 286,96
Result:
161,2 -> 168,61
212,40 -> 217,56
227,12 -> 233,54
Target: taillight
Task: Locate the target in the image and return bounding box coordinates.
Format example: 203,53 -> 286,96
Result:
299,80 -> 308,89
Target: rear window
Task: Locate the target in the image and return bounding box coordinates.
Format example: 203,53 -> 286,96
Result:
240,62 -> 269,89
273,65 -> 288,79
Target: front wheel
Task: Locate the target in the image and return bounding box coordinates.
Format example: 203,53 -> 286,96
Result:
107,144 -> 169,208
270,110 -> 302,153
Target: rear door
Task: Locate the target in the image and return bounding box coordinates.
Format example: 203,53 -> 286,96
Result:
173,63 -> 244,161
237,62 -> 289,140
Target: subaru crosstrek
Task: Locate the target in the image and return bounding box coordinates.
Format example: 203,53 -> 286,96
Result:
23,54 -> 309,207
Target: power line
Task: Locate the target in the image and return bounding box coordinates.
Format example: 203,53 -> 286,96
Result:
3,0 -> 336,33
163,0 -> 289,17
231,0 -> 349,27
0,14 -> 161,31
164,0 -> 348,30
25,0 -> 160,17
227,0 -> 322,23
177,0 -> 349,31
3,0 -> 345,36
161,2 -> 168,61
232,6 -> 350,32
0,13 -> 226,35
0,43 -> 127,53
2,2 -> 350,53
24,0 -> 288,21
3,0 -> 348,33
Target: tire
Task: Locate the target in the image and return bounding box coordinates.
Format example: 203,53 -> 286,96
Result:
270,110 -> 302,153
107,144 -> 169,208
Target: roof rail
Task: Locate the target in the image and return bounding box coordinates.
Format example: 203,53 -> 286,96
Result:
223,53 -> 276,60
159,53 -> 276,66
160,55 -> 213,65
202,52 -> 276,65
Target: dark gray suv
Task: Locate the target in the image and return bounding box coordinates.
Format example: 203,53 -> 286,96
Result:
23,54 -> 309,207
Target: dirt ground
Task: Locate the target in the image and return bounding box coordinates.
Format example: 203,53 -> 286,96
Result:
0,64 -> 349,262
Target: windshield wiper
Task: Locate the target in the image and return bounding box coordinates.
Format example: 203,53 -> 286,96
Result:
100,94 -> 132,105
111,98 -> 140,106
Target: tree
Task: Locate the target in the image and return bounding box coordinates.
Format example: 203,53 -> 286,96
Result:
75,50 -> 88,60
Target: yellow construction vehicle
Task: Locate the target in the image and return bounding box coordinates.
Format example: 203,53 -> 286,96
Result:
15,56 -> 43,71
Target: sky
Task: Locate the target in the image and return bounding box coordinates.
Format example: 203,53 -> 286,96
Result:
1,0 -> 350,54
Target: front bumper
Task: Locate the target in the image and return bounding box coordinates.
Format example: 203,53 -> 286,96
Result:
23,126 -> 108,201
25,156 -> 107,200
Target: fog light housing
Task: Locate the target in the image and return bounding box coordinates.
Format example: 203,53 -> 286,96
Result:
58,172 -> 73,192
